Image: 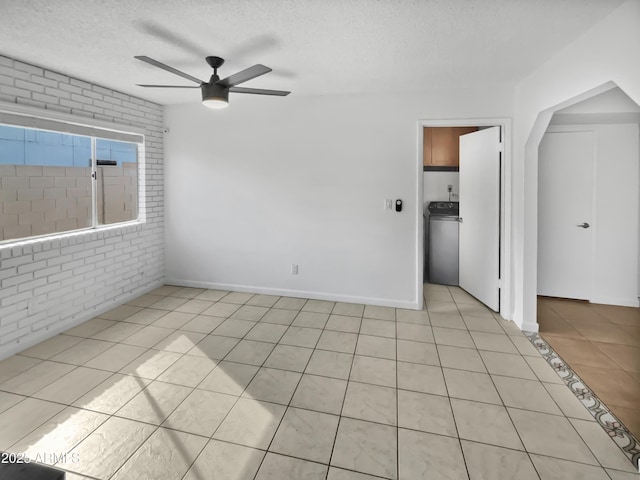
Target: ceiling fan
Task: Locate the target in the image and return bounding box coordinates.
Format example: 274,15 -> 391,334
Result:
134,55 -> 290,109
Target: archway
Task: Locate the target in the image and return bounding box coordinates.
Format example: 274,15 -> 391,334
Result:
524,81 -> 640,330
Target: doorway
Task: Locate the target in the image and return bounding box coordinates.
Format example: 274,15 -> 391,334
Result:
521,82 -> 640,333
416,118 -> 511,316
535,87 -> 640,440
537,87 -> 640,308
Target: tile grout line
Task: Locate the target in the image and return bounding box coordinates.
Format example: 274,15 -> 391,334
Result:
84,337 -> 211,478
395,306 -> 400,480
154,290 -> 272,480
475,337 -> 544,480
22,289 -> 243,477
324,301 -> 363,480
0,302 -> 536,414
458,291 -> 560,478
172,288 -> 632,476
96,290 -> 229,478
2,285 -> 630,478
248,297 -> 336,479
505,341 -> 618,473
527,331 -> 640,471
443,285 -> 473,480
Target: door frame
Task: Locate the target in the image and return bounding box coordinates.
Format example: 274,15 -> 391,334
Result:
415,117 -> 512,317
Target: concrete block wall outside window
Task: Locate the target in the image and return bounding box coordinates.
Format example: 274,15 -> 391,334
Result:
0,162 -> 138,240
0,126 -> 140,242
0,55 -> 164,359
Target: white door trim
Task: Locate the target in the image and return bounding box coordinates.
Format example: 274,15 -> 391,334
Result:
416,117 -> 512,319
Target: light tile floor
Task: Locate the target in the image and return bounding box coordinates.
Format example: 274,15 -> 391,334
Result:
0,284 -> 637,479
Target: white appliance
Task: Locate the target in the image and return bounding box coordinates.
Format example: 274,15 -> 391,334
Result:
427,201 -> 459,285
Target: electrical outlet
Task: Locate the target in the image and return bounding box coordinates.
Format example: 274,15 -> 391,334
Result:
291,264 -> 299,275
384,199 -> 393,210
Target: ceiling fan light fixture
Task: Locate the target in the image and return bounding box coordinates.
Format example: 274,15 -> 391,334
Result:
201,83 -> 229,109
135,55 -> 290,106
202,98 -> 229,109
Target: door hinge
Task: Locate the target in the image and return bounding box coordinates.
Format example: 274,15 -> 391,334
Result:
497,142 -> 504,153
91,171 -> 97,179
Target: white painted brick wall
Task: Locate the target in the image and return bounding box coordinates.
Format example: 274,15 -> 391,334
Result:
0,54 -> 164,359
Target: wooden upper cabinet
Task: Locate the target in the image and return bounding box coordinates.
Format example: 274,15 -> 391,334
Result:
423,126 -> 479,169
431,128 -> 456,166
423,127 -> 432,166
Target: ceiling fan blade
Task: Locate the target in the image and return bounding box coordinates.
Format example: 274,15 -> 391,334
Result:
218,64 -> 271,87
134,56 -> 203,84
136,84 -> 200,88
229,87 -> 290,96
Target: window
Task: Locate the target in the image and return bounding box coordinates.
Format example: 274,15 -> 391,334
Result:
0,107 -> 143,243
95,139 -> 139,225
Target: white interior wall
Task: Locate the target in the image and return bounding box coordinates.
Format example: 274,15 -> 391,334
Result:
594,123 -> 639,305
511,0 -> 640,330
539,123 -> 639,306
164,88 -> 512,309
423,172 -> 459,206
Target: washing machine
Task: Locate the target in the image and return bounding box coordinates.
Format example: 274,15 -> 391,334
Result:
427,201 -> 459,285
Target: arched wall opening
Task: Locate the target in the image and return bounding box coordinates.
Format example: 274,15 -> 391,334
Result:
523,81 -> 640,329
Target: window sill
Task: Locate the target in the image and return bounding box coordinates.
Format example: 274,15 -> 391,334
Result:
0,219 -> 145,253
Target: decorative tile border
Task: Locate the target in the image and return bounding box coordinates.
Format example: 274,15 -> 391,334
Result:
525,332 -> 640,469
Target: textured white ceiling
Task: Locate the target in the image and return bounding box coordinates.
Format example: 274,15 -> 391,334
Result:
0,0 -> 626,105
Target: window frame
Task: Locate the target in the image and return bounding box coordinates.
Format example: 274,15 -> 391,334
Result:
0,101 -> 145,246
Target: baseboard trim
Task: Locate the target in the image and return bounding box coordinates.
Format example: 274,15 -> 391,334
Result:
521,320 -> 540,333
590,297 -> 639,308
164,278 -> 421,310
0,281 -> 164,361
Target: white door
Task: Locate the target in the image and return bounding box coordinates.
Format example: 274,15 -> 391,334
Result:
538,131 -> 594,300
459,127 -> 501,311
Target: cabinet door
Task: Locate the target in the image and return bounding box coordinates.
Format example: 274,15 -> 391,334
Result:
424,127 -> 480,168
431,128 -> 456,166
456,126 -> 480,137
423,127 -> 432,167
